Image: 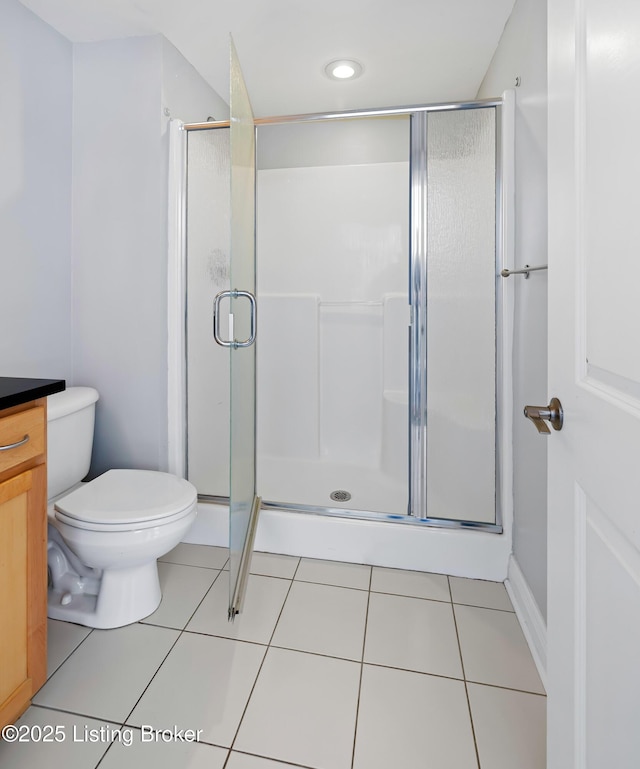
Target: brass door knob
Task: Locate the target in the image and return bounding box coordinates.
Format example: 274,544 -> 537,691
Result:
524,397 -> 563,434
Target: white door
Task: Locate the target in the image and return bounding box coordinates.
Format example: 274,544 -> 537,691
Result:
547,0 -> 640,766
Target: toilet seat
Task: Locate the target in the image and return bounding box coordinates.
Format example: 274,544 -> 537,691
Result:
54,469 -> 197,532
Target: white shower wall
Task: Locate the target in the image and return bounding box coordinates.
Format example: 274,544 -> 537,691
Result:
256,162 -> 409,513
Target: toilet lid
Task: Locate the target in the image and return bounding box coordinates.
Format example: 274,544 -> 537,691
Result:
54,469 -> 197,526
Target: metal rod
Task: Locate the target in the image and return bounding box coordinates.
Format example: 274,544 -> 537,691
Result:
500,264 -> 548,279
184,120 -> 230,131
229,495 -> 261,619
182,97 -> 503,131
409,112 -> 429,518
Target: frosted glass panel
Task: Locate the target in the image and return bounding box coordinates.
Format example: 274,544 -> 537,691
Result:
425,108 -> 496,522
185,128 -> 230,497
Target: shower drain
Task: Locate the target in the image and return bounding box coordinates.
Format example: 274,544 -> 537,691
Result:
330,490 -> 352,502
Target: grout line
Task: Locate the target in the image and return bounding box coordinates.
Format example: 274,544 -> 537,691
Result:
450,594 -> 482,769
294,577 -> 370,591
453,602 -> 515,613
453,601 -> 516,614
22,707 -> 127,768
109,581 -> 230,733
180,628 -> 269,647
267,568 -> 298,648
93,739 -> 117,768
350,563 -> 373,769
119,625 -> 185,726
266,644 -> 362,664
158,559 -> 228,571
464,679 -> 548,698
28,703 -> 123,724
137,569 -> 222,633
159,564 -> 225,630
370,589 -> 452,603
228,749 -> 318,769
223,566 -> 299,763
44,626 -> 94,682
360,660 -> 464,684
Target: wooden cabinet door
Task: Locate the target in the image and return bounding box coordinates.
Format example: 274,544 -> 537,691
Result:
0,465 -> 47,729
0,471 -> 32,715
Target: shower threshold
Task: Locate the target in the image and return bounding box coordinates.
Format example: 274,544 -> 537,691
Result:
197,495 -> 502,533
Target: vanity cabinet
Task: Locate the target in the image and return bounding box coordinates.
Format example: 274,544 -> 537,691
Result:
0,400 -> 48,730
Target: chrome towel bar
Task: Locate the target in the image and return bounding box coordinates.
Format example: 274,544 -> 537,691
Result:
500,264 -> 548,279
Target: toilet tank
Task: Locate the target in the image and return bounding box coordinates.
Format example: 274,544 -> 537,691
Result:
47,387 -> 100,500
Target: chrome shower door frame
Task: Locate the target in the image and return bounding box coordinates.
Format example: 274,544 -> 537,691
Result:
182,96 -> 508,534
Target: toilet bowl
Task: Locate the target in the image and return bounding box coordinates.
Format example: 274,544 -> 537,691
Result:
46,388 -> 197,629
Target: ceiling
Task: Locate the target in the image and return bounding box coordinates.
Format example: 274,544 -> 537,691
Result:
19,0 -> 516,118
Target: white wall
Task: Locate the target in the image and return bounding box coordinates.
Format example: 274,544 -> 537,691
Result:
478,0 -> 548,617
161,38 -> 229,124
0,0 -> 72,380
71,35 -> 226,477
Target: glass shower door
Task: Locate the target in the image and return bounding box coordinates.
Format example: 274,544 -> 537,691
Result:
227,39 -> 260,618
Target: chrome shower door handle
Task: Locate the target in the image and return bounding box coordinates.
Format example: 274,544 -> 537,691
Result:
524,397 -> 564,434
213,290 -> 232,347
213,290 -> 257,349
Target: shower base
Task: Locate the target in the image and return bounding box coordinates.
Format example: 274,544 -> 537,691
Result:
257,455 -> 408,517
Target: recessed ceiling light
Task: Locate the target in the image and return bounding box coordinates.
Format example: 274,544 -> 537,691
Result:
324,59 -> 363,81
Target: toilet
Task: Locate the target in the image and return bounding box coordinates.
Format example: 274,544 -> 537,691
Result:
46,387 -> 197,629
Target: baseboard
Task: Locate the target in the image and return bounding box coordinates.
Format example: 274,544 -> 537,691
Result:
505,555 -> 547,690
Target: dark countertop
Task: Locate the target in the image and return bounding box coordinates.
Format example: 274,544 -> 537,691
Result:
0,377 -> 66,411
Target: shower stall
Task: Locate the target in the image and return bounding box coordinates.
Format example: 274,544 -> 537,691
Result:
168,93 -> 514,583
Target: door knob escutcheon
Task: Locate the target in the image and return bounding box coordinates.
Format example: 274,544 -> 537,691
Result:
524,397 -> 563,434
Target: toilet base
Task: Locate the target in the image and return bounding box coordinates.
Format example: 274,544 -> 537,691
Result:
47,560 -> 162,629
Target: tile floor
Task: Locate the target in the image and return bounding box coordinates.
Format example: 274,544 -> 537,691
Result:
0,546 -> 546,769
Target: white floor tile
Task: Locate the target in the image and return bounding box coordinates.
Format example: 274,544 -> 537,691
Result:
34,555 -> 546,769
0,707 -> 113,769
449,576 -> 514,611
159,543 -> 228,570
468,683 -> 546,769
249,552 -> 300,579
46,619 -> 92,678
234,647 -> 360,769
364,592 -> 463,678
141,562 -> 219,630
455,605 -> 545,694
34,624 -> 179,723
271,581 -> 368,660
128,633 -> 266,748
227,753 -> 307,769
187,572 -> 290,645
353,665 -> 478,769
98,727 -> 228,769
371,566 -> 451,602
295,558 -> 371,590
